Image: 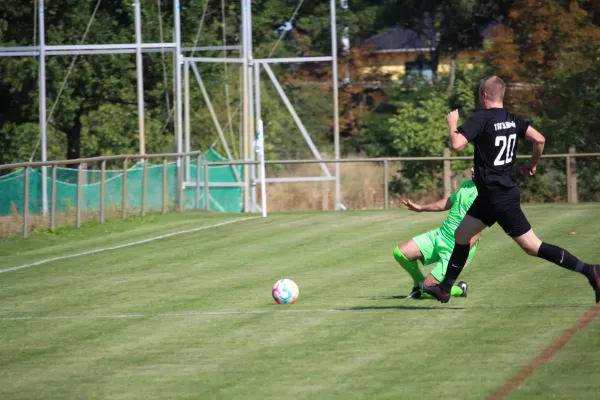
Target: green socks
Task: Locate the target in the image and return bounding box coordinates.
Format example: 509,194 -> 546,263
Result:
420,285 -> 463,299
450,285 -> 464,297
393,247 -> 425,286
393,246 -> 464,297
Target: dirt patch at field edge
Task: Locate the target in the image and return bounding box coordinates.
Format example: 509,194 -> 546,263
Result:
488,303 -> 600,399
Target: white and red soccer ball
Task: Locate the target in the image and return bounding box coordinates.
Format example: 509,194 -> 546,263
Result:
272,278 -> 299,304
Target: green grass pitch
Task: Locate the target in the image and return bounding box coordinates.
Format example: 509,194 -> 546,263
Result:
1,206 -> 599,399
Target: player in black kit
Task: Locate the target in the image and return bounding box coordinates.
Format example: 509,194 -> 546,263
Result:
419,76 -> 600,304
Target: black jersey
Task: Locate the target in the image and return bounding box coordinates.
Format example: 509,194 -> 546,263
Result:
458,108 -> 529,192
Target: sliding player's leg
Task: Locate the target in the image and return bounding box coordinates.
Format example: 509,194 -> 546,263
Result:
393,230 -> 439,297
419,214 -> 488,303
420,271 -> 467,298
423,238 -> 479,298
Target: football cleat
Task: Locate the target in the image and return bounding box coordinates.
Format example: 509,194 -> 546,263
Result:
406,286 -> 422,299
458,281 -> 468,298
418,281 -> 451,303
587,265 -> 600,304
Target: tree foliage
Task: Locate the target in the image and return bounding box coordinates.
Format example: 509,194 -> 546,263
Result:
0,0 -> 598,204
385,67 -> 479,194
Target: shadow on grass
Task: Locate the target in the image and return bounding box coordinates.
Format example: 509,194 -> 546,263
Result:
357,295 -> 590,310
340,305 -> 465,311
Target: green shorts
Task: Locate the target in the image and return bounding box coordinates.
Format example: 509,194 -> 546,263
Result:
412,228 -> 479,282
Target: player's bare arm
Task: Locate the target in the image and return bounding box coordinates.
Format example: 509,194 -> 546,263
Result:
447,109 -> 468,152
522,126 -> 546,176
402,197 -> 452,213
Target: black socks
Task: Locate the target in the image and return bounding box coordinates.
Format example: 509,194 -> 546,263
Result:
441,243 -> 471,290
538,242 -> 591,276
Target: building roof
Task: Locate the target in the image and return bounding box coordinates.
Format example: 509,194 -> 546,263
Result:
364,18 -> 497,53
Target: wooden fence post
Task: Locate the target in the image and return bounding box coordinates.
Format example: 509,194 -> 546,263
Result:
51,166 -> 57,230
567,146 -> 578,203
443,148 -> 451,198
383,160 -> 389,209
321,181 -> 330,210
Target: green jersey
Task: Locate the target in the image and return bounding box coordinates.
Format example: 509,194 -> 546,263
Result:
438,180 -> 478,244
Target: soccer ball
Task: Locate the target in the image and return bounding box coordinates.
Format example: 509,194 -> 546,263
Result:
272,278 -> 299,304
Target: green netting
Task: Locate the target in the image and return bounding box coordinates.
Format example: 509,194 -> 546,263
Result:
0,149 -> 243,216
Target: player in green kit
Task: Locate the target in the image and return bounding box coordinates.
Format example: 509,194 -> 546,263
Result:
393,171 -> 481,299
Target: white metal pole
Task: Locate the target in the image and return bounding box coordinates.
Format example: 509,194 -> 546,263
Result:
134,0 -> 146,157
257,119 -> 267,218
255,65 -> 266,217
184,61 -> 191,182
249,63 -> 256,211
330,0 -> 341,210
247,0 -> 256,213
39,0 -> 48,216
241,0 -> 251,212
174,0 -> 183,200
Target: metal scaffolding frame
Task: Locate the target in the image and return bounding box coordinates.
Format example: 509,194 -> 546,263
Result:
1,0 -> 342,217
183,0 -> 342,215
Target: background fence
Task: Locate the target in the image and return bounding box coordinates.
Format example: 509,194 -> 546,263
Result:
0,147 -> 598,238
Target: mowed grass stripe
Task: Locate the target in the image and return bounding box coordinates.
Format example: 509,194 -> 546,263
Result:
0,211 -> 431,316
0,206 -> 598,399
0,212 -> 245,267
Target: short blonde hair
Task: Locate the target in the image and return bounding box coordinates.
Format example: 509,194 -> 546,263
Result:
479,76 -> 505,102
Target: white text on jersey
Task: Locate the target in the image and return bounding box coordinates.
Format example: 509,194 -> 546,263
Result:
494,121 -> 516,131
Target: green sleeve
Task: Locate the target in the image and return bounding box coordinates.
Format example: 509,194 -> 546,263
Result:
450,180 -> 475,204
449,190 -> 458,204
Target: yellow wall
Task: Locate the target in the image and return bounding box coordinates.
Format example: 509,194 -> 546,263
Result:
364,50 -> 481,80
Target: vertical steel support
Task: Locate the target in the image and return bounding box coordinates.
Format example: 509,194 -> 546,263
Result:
330,0 -> 341,210
50,165 -> 57,230
254,64 -> 262,214
249,63 -> 256,212
247,0 -> 255,213
258,122 -> 267,218
241,0 -> 251,212
100,161 -> 106,224
23,168 -> 30,238
174,0 -> 183,205
184,61 -> 191,182
39,0 -> 48,216
134,0 -> 146,156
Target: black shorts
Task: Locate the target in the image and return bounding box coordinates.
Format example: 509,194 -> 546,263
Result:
467,187 -> 531,237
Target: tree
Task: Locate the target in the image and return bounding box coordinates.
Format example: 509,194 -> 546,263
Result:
375,0 -> 510,84
484,0 -> 600,201
484,0 -> 600,114
386,66 -> 479,195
